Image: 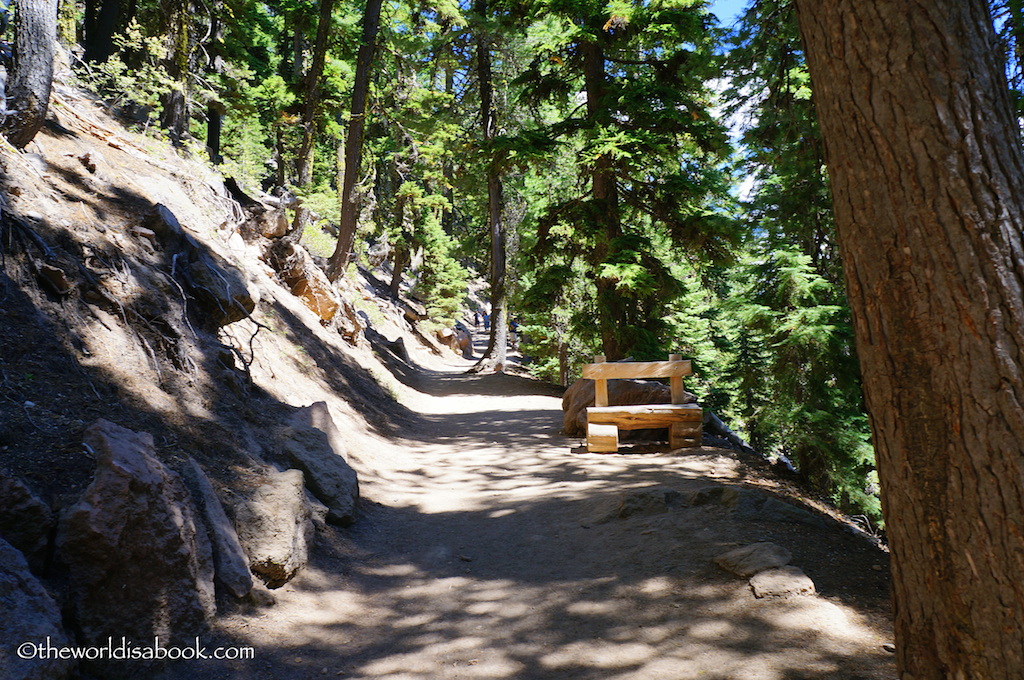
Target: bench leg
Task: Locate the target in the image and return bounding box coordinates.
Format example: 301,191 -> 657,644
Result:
587,422 -> 619,453
670,422 -> 702,449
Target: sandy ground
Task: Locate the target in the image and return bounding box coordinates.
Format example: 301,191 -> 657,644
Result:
157,335 -> 896,680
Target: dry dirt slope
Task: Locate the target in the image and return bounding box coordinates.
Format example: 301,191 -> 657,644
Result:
0,80 -> 893,680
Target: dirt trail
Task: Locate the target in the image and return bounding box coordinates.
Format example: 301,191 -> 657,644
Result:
174,347 -> 896,680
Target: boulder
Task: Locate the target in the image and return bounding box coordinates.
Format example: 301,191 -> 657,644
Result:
0,538 -> 76,680
0,471 -> 54,571
562,377 -> 696,436
280,402 -> 360,527
276,243 -> 340,323
187,250 -> 258,326
57,420 -> 216,652
232,469 -> 312,588
248,209 -> 289,238
749,566 -> 817,599
714,542 -> 792,578
144,202 -> 256,327
181,459 -> 253,600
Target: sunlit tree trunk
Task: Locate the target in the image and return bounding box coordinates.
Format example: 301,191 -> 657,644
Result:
470,0 -> 508,374
327,0 -> 383,280
288,0 -> 336,241
796,1 -> 1024,677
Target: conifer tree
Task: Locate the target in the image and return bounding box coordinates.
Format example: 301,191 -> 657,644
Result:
514,0 -> 736,361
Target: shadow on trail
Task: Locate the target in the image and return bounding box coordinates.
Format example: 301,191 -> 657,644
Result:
184,362 -> 892,680
190,482 -> 893,680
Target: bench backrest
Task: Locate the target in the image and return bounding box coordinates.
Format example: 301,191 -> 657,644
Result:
581,354 -> 692,407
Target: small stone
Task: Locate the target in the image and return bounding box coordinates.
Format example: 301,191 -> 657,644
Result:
749,566 -> 816,598
883,643 -> 896,653
715,542 -> 792,578
23,401 -> 35,408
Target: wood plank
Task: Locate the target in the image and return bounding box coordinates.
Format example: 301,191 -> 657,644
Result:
587,404 -> 703,430
669,353 -> 686,404
582,359 -> 692,380
593,356 -> 609,407
587,422 -> 619,453
670,421 -> 702,449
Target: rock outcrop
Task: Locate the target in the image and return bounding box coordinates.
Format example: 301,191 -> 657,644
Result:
0,538 -> 76,680
280,402 -> 360,527
57,420 -> 216,652
145,202 -> 257,327
181,459 -> 253,600
749,566 -> 816,599
714,542 -> 792,578
273,243 -> 340,323
0,471 -> 54,571
232,468 -> 313,588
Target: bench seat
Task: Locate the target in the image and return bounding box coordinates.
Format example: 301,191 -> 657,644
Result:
581,354 -> 702,453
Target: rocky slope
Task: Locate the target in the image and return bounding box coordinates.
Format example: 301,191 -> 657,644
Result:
0,79 -> 466,680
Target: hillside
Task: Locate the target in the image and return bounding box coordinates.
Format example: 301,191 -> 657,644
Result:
0,82 -> 894,680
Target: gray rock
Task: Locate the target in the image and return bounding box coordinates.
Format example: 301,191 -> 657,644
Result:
145,202 -> 256,327
181,459 -> 253,600
719,487 -> 769,515
0,471 -> 53,571
749,565 -> 816,599
596,486 -> 684,523
187,251 -> 257,327
281,402 -> 359,526
714,542 -> 792,578
57,420 -> 216,656
0,538 -> 76,680
233,468 -> 312,588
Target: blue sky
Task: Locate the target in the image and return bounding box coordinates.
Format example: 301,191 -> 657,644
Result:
708,0 -> 749,27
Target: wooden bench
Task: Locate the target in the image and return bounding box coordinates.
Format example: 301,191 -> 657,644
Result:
583,354 -> 702,453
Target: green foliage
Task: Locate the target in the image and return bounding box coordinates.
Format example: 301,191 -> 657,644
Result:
75,20 -> 174,122
716,0 -> 879,523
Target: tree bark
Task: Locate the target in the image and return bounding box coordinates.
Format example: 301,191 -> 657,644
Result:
2,0 -> 57,148
326,0 -> 384,280
582,39 -> 625,361
288,0 -> 336,241
470,1 -> 508,374
159,0 -> 191,140
795,2 -> 1024,678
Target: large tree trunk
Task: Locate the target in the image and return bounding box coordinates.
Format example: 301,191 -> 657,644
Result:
795,2 -> 1024,678
470,2 -> 508,374
2,0 -> 56,148
582,40 -> 626,361
326,0 -> 383,280
83,0 -> 122,63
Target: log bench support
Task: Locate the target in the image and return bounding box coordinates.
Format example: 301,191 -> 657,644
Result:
583,354 -> 702,453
